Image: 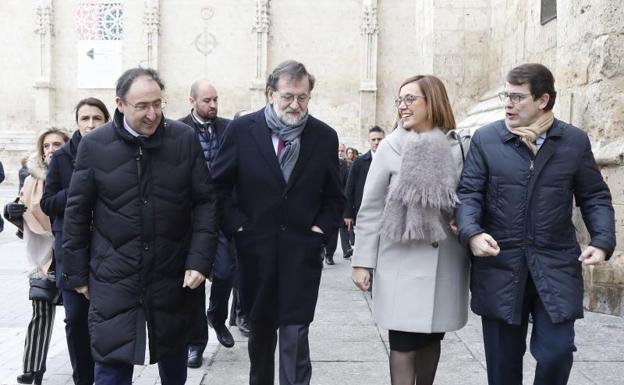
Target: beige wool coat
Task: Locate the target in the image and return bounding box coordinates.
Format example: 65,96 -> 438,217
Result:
352,127 -> 470,333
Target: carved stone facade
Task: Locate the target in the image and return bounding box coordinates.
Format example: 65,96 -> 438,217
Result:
143,0 -> 160,69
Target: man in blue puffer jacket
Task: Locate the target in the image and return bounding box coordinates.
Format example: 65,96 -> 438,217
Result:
457,63 -> 615,385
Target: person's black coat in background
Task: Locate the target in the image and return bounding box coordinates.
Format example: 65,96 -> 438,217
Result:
343,150 -> 372,221
41,130 -> 82,288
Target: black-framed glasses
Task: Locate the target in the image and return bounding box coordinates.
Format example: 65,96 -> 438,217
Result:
498,92 -> 531,104
394,94 -> 425,108
126,99 -> 167,112
276,92 -> 310,105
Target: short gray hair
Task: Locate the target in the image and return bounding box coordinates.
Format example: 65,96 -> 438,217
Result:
265,60 -> 315,97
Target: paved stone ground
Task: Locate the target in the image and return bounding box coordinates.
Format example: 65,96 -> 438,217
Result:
0,184 -> 623,384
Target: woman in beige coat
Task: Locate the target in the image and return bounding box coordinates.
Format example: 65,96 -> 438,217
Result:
352,75 -> 470,385
16,128 -> 69,385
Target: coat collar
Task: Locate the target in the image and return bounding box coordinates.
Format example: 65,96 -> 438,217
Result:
384,126 -> 409,155
248,107 -> 321,191
113,109 -> 165,149
495,118 -> 564,143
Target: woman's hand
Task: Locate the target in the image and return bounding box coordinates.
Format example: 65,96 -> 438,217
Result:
352,267 -> 371,292
448,217 -> 458,235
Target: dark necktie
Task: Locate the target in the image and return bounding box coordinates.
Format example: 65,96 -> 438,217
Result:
277,138 -> 285,158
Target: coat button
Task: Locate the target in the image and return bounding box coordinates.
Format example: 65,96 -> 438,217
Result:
431,242 -> 439,248
143,243 -> 149,251
280,225 -> 286,231
143,198 -> 148,205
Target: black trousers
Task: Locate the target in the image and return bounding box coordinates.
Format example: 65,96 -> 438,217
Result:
189,232 -> 234,353
248,322 -> 312,385
62,289 -> 94,384
324,222 -> 352,257
481,277 -> 576,385
22,299 -> 55,373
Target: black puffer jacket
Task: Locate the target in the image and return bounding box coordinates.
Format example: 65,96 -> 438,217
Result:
62,110 -> 218,365
457,119 -> 615,325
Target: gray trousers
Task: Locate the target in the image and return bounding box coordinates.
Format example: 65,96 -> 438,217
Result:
248,323 -> 311,385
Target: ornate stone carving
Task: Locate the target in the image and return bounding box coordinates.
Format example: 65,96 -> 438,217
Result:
143,6 -> 160,35
193,6 -> 218,57
361,3 -> 378,35
253,0 -> 270,33
35,4 -> 54,36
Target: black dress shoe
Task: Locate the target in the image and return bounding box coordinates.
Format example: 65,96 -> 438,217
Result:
207,318 -> 235,348
17,371 -> 43,385
343,249 -> 353,259
237,317 -> 250,337
325,255 -> 335,265
187,348 -> 203,368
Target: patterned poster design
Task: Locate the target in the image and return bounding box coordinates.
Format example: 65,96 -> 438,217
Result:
76,2 -> 123,88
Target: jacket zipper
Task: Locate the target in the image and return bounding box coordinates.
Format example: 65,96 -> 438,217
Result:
135,145 -> 144,305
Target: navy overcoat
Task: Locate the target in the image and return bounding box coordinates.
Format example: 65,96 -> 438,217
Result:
456,119 -> 615,325
211,107 -> 345,325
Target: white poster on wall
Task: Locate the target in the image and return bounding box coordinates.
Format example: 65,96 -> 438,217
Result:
76,2 -> 123,89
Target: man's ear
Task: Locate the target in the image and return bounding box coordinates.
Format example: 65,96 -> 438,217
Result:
267,88 -> 275,104
537,93 -> 550,110
115,96 -> 125,113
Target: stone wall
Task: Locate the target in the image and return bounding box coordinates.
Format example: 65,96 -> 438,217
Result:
556,0 -> 624,316
0,0 -> 495,179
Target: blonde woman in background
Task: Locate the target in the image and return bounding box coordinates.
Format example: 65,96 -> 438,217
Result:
14,127 -> 69,385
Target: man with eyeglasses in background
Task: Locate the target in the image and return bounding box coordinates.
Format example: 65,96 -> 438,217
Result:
211,60 -> 344,385
456,63 -> 615,385
62,67 -> 218,385
180,80 -> 238,369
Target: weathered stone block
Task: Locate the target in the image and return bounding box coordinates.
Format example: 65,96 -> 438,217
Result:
589,33 -> 624,81
584,282 -> 624,316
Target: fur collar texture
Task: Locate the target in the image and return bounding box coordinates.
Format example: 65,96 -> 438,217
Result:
380,127 -> 459,242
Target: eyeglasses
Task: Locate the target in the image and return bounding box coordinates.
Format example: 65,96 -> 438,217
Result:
498,92 -> 532,104
275,92 -> 310,105
126,99 -> 167,112
394,94 -> 425,108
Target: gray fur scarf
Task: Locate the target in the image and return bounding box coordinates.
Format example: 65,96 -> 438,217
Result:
381,128 -> 459,243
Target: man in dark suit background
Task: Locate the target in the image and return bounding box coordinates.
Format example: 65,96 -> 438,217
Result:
343,126 -> 385,239
180,80 -> 235,368
211,60 -> 344,385
323,143 -> 351,265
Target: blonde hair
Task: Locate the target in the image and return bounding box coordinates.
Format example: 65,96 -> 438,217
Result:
35,127 -> 70,168
397,75 -> 456,132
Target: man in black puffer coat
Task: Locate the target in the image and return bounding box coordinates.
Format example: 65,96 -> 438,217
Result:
62,68 -> 218,385
457,63 -> 615,385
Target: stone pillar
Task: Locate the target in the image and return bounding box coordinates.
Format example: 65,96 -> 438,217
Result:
33,0 -> 55,127
556,0 -> 624,316
250,0 -> 270,108
358,0 -> 379,145
143,0 -> 161,69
